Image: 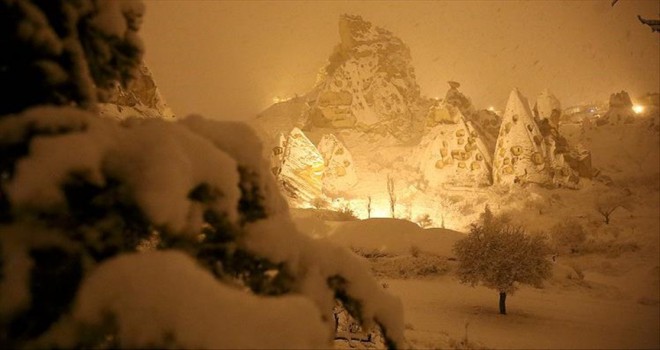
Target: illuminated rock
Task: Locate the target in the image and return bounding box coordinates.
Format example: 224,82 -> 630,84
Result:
533,89 -> 561,127
600,91 -> 635,125
275,128 -> 325,204
317,134 -> 358,195
304,14 -> 422,142
467,109 -> 501,154
494,89 -> 581,188
493,89 -> 552,186
99,63 -> 175,119
426,102 -> 460,125
311,90 -> 355,128
270,133 -> 287,177
417,109 -> 492,187
253,96 -> 310,157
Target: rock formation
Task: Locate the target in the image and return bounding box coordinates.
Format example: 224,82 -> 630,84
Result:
317,134 -> 358,195
493,89 -> 581,188
533,89 -> 561,127
600,91 -> 635,125
417,109 -> 492,187
98,63 -> 175,119
444,81 -> 476,118
426,101 -> 461,125
467,109 -> 501,154
493,89 -> 552,186
302,14 -> 423,142
273,128 -> 325,205
254,15 -> 593,207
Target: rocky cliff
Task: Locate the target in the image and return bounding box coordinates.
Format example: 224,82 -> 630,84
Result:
253,15 -> 594,212
493,89 -> 582,188
600,91 -> 635,125
415,108 -> 493,188
317,134 -> 358,196
98,63 -> 175,120
533,89 -> 561,127
493,89 -> 552,186
300,14 -> 424,143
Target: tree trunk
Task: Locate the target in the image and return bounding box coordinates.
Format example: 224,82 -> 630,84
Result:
499,292 -> 507,315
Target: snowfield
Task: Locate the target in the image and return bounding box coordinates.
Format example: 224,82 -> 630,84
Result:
292,195 -> 659,349
391,275 -> 658,349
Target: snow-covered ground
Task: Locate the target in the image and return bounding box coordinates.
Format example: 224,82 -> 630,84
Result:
291,164 -> 660,349
391,274 -> 658,349
291,215 -> 659,349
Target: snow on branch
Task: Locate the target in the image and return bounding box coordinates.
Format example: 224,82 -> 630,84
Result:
0,107 -> 405,349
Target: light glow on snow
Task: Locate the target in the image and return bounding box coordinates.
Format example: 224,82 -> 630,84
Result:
347,203 -> 391,219
272,96 -> 294,104
370,206 -> 392,218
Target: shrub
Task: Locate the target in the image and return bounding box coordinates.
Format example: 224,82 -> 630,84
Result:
310,196 -> 328,209
594,191 -> 632,225
410,245 -> 421,257
550,220 -> 587,254
337,204 -> 359,221
415,214 -> 433,228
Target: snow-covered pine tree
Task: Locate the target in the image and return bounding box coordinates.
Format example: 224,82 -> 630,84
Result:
0,0 -> 144,115
0,2 -> 404,348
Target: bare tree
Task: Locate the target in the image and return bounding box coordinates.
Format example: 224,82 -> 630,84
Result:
415,214 -> 433,228
366,196 -> 372,219
595,192 -> 632,225
387,175 -> 396,218
550,220 -> 587,254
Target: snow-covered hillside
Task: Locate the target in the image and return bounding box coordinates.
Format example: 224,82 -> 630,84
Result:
289,208 -> 658,349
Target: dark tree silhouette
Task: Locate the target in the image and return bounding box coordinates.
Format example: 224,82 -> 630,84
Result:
611,0 -> 660,33
0,0 -> 144,116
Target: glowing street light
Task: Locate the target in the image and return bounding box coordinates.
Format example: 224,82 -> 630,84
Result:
632,104 -> 645,114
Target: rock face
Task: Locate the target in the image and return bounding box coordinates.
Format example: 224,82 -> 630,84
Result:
444,81 -> 476,118
600,91 -> 635,125
98,63 -> 175,119
426,100 -> 462,125
493,89 -> 552,186
254,15 -> 593,209
317,134 -> 358,195
533,89 -> 561,127
417,109 -> 492,187
273,128 -> 325,205
467,109 -> 501,153
564,147 -> 593,179
493,89 -> 582,188
303,14 -> 422,142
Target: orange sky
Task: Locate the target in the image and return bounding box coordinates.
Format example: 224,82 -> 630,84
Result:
142,0 -> 659,121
